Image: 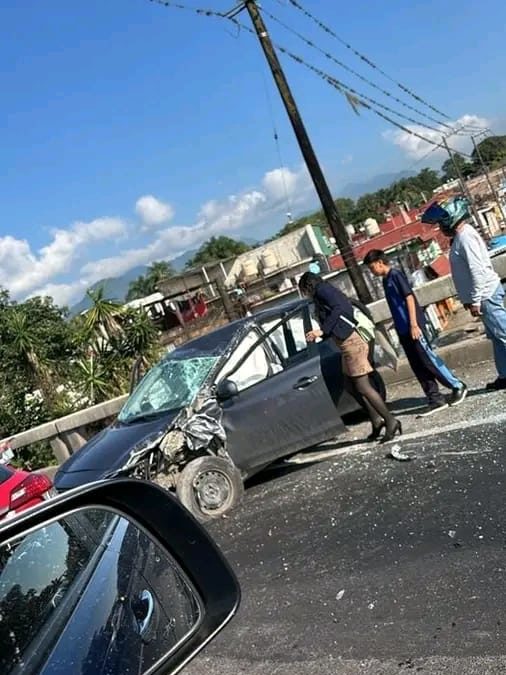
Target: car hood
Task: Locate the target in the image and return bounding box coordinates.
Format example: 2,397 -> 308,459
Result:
54,411 -> 181,491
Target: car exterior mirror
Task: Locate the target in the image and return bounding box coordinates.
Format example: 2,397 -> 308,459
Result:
0,480 -> 240,675
216,379 -> 239,401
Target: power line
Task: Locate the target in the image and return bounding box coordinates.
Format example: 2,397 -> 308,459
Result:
283,0 -> 484,132
262,6 -> 471,135
147,0 -> 224,18
262,36 -> 474,157
260,67 -> 293,218
405,121 -> 478,171
147,0 -> 472,157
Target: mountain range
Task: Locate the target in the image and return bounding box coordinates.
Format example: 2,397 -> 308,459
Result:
340,170 -> 415,199
69,248 -> 197,316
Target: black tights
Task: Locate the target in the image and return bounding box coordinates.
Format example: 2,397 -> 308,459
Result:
348,374 -> 396,430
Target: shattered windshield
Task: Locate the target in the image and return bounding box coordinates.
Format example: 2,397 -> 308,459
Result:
118,356 -> 218,424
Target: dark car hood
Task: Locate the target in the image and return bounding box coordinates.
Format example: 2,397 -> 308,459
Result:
54,411 -> 181,491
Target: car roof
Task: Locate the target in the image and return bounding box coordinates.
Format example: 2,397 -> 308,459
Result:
169,299 -> 308,359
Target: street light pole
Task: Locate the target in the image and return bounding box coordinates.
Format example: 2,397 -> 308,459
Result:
243,0 -> 372,303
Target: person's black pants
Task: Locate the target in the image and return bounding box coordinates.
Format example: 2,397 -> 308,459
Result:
398,333 -> 462,405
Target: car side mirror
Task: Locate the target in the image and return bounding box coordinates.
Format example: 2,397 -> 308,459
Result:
0,479 -> 240,675
216,379 -> 239,401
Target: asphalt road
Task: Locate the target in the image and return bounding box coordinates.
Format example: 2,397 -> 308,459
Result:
186,361 -> 506,675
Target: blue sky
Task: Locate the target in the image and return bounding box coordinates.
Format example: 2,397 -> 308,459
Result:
1,0 -> 505,305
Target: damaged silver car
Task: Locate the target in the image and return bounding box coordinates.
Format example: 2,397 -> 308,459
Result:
54,300 -> 390,521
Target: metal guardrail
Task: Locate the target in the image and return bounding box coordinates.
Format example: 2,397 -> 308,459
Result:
2,251 -> 505,464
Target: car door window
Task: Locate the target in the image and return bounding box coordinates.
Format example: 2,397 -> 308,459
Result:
217,330 -> 281,392
0,514 -> 112,672
261,308 -> 320,363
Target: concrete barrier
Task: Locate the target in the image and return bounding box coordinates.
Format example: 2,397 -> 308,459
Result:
5,394 -> 128,463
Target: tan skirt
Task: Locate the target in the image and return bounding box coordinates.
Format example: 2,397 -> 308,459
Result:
335,330 -> 372,377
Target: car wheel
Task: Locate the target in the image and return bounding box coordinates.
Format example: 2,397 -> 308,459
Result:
176,457 -> 244,522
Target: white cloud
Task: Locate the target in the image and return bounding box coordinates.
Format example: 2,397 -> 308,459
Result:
4,165 -> 316,307
262,167 -> 299,201
83,189 -> 269,281
383,114 -> 490,160
29,280 -> 90,307
81,167 -> 314,285
135,195 -> 174,229
261,165 -> 313,208
0,217 -> 126,298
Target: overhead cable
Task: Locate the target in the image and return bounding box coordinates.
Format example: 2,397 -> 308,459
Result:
262,7 -> 470,135
147,0 -> 472,156
284,0 -> 484,132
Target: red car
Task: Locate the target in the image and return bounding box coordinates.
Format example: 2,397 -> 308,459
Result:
0,445 -> 53,521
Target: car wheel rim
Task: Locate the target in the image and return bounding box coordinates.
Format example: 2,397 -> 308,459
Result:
193,470 -> 233,514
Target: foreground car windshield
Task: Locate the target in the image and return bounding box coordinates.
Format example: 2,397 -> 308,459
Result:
118,356 -> 218,423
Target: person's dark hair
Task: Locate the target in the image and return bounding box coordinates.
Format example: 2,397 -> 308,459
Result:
298,271 -> 323,296
363,249 -> 389,266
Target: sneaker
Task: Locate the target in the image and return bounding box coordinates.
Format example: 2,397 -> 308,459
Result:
416,400 -> 449,418
448,383 -> 468,407
486,378 -> 506,391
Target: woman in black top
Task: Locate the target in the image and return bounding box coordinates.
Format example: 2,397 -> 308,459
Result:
299,272 -> 401,443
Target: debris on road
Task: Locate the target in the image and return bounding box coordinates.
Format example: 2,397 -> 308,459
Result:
336,589 -> 345,601
387,444 -> 413,462
448,530 -> 457,539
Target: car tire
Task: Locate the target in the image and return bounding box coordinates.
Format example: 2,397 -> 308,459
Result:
176,456 -> 244,522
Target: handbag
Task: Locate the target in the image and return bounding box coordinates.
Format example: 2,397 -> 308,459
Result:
339,307 -> 375,343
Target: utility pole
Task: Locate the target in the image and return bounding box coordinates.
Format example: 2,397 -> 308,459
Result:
243,0 -> 372,303
471,135 -> 506,225
441,136 -> 486,237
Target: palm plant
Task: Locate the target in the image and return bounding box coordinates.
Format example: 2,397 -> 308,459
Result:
82,287 -> 125,342
75,353 -> 112,404
120,308 -> 159,358
4,308 -> 53,400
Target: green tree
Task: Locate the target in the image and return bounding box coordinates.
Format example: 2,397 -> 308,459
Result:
0,294 -> 77,466
4,309 -> 51,392
116,308 -> 160,362
471,135 -> 506,169
73,297 -> 161,403
412,168 -> 441,194
441,155 -> 473,182
353,192 -> 386,224
186,236 -> 250,268
126,276 -> 152,302
334,197 -> 356,224
81,287 -> 125,342
126,260 -> 175,301
74,354 -> 112,404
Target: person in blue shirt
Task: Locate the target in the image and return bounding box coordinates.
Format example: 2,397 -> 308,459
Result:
299,272 -> 401,442
364,249 -> 467,417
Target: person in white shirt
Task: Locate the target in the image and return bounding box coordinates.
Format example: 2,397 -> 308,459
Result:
422,196 -> 506,390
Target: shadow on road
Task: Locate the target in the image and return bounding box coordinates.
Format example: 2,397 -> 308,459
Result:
385,387 -> 490,417
245,461 -> 314,489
